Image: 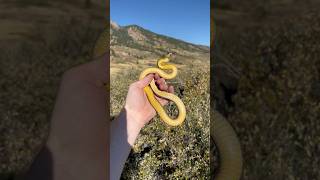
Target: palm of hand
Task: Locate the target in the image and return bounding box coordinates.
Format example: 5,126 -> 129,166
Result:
125,74 -> 174,126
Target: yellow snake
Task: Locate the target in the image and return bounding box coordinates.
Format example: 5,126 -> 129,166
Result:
93,27 -> 108,58
139,53 -> 186,126
212,14 -> 243,180
94,28 -> 185,126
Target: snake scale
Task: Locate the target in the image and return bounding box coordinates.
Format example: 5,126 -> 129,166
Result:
95,23 -> 243,179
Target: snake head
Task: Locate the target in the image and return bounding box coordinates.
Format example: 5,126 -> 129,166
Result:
166,52 -> 176,58
165,53 -> 172,58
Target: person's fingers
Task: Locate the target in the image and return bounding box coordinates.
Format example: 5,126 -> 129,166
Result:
136,74 -> 154,88
156,78 -> 165,85
154,73 -> 160,80
156,78 -> 168,91
168,85 -> 174,93
156,78 -> 166,90
159,83 -> 168,91
155,85 -> 174,106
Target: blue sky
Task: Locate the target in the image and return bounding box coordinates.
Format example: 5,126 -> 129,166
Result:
111,0 -> 210,46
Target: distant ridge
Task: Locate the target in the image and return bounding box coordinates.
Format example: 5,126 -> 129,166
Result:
110,20 -> 209,58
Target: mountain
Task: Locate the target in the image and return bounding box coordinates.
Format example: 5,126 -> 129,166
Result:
110,21 -> 209,61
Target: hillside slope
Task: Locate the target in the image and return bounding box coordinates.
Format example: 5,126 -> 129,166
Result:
110,21 -> 210,76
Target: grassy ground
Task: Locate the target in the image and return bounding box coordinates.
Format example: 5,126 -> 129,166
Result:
111,60 -> 210,179
213,1 -> 320,179
0,1 -> 104,179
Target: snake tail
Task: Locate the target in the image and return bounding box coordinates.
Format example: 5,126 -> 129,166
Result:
213,112 -> 243,180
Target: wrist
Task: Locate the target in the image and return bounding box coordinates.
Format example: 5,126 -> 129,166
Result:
123,107 -> 144,145
124,105 -> 148,129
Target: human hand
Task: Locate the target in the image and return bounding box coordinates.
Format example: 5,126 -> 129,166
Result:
46,55 -> 108,180
124,73 -> 174,128
111,71 -> 175,179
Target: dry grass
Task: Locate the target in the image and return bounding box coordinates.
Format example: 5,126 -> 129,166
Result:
213,5 -> 320,179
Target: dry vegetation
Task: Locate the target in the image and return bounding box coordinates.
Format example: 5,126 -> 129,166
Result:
213,1 -> 320,179
110,17 -> 211,179
111,60 -> 210,179
0,1 -> 104,179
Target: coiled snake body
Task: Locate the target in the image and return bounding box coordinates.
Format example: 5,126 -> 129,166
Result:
139,53 -> 186,126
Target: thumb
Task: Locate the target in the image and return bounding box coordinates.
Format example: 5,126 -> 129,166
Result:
137,74 -> 154,88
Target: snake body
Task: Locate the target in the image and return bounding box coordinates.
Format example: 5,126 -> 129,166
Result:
139,54 -> 186,126
212,14 -> 243,179
94,27 -> 108,58
213,111 -> 243,180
